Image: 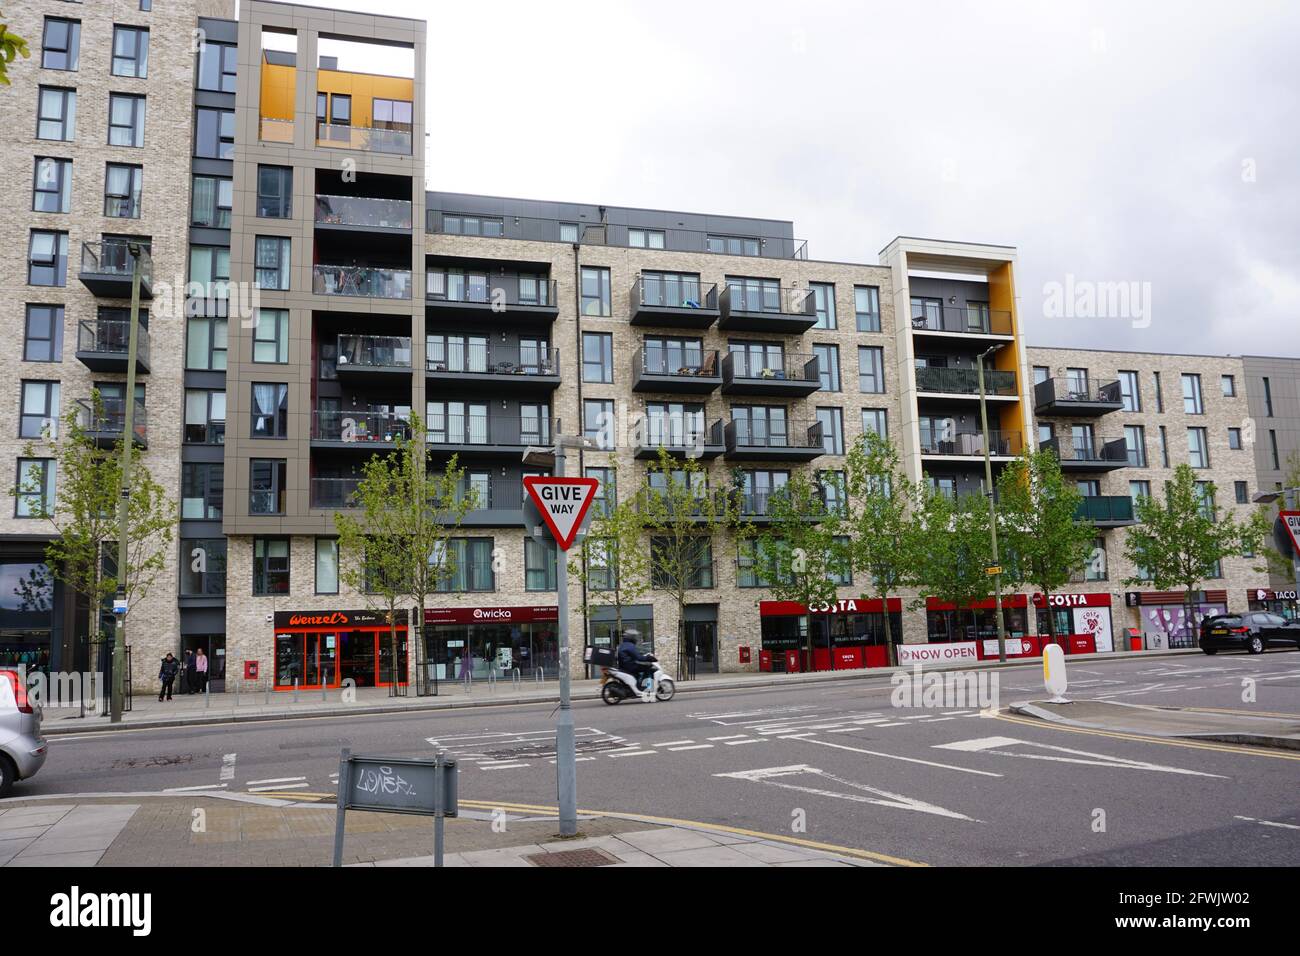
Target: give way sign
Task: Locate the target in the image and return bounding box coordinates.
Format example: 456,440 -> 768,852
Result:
523,476 -> 600,550
1280,511 -> 1300,555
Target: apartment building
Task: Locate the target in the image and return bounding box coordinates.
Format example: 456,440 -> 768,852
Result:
2,0 -> 1291,692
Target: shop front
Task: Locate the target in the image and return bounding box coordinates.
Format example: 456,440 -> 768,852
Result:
758,599 -> 902,673
273,610 -> 408,690
926,595 -> 1030,652
424,605 -> 558,681
1125,590 -> 1228,649
1032,592 -> 1115,654
1247,588 -> 1299,619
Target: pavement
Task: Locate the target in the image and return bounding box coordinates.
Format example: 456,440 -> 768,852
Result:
37,646 -> 1203,735
1011,698 -> 1300,749
0,793 -> 882,868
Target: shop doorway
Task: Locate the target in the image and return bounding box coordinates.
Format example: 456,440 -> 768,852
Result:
274,628 -> 406,690
686,621 -> 718,673
180,634 -> 226,693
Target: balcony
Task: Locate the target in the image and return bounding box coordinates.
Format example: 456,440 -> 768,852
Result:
1034,378 -> 1125,416
724,417 -> 825,462
310,410 -> 412,451
79,240 -> 152,299
1076,495 -> 1137,527
311,477 -> 361,510
426,343 -> 560,394
315,194 -> 414,232
909,305 -> 1014,342
632,348 -> 721,394
1041,436 -> 1130,472
425,413 -> 553,461
914,366 -> 1018,399
629,277 -> 719,329
919,428 -> 1023,459
75,319 -> 150,374
76,398 -> 147,449
634,419 -> 726,460
455,478 -> 528,527
732,490 -> 829,525
313,265 -> 413,300
259,117 -> 293,143
316,121 -> 412,155
635,487 -> 731,523
426,273 -> 558,325
718,283 -> 818,333
335,335 -> 413,382
721,352 -> 821,398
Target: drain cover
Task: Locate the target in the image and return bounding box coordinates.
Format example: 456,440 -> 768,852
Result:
525,848 -> 620,868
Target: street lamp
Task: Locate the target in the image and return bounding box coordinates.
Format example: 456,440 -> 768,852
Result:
976,344 -> 1009,663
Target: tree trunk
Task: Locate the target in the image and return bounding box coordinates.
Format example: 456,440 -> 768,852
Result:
881,590 -> 896,667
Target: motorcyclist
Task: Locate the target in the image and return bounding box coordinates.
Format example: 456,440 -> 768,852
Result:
616,630 -> 654,690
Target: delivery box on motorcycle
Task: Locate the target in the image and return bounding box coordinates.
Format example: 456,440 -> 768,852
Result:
583,645 -> 617,668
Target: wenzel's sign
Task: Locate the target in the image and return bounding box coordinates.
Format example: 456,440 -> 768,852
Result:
274,609 -> 405,629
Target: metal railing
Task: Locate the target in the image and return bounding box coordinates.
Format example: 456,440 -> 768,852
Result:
1034,377 -> 1124,406
721,283 -> 816,316
452,477 -> 527,512
636,346 -> 719,378
76,398 -> 147,444
77,318 -> 150,365
1075,495 -> 1136,523
313,265 -> 412,299
81,239 -> 152,284
639,418 -> 724,450
914,366 -> 1018,396
724,351 -> 820,383
336,334 -> 413,370
316,121 -> 411,155
426,272 -> 556,308
312,410 -> 412,443
311,477 -> 362,509
1041,435 -> 1129,465
634,275 -> 718,310
425,414 -> 553,448
726,416 -> 824,450
426,342 -> 558,376
315,194 -> 413,229
919,427 -> 1023,457
910,305 -> 1013,335
259,117 -> 293,143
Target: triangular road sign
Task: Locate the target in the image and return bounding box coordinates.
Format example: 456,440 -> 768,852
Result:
1280,511 -> 1300,555
522,476 -> 600,551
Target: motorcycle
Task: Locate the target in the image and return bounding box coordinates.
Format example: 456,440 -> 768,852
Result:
600,654 -> 675,704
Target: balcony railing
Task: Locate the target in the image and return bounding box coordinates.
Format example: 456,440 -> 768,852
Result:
639,418 -> 725,452
733,490 -> 830,519
638,347 -> 718,378
336,334 -> 413,371
453,478 -> 527,513
426,341 -> 558,377
315,194 -> 413,230
919,428 -> 1023,457
425,414 -> 553,449
76,398 -> 147,446
259,117 -> 293,143
426,273 -> 556,308
1041,435 -> 1129,466
725,351 -> 820,383
1075,495 -> 1136,524
312,410 -> 412,443
77,318 -> 150,368
81,239 -> 152,285
312,477 -> 362,509
721,283 -> 816,316
313,265 -> 412,299
726,416 -> 824,450
910,305 -> 1013,336
635,276 -> 718,310
316,121 -> 412,155
914,366 -> 1018,397
1033,377 -> 1124,407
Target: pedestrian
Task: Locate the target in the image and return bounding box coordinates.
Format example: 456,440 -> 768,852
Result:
195,647 -> 209,694
180,649 -> 194,695
158,653 -> 179,702
183,649 -> 198,695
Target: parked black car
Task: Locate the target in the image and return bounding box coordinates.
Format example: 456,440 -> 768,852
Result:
1199,612 -> 1300,655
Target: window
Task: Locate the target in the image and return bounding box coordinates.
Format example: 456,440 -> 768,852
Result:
254,237 -> 291,290
520,403 -> 552,446
1235,481 -> 1249,505
372,98 -> 413,130
252,309 -> 289,363
817,407 -> 844,455
104,163 -> 142,218
253,537 -> 290,594
1152,371 -> 1163,412
256,165 -> 292,218
184,389 -> 225,444
1032,366 -> 1049,385
315,538 -> 339,594
1158,426 -> 1169,467
1221,374 -> 1236,397
858,346 -> 885,393
20,381 -> 60,439
24,305 -> 64,363
584,399 -> 615,450
810,282 -> 836,329
327,93 -> 351,126
1129,480 -> 1151,507
1262,377 -> 1273,416
441,214 -> 504,237
586,466 -> 615,518
628,228 -> 665,249
1038,423 -> 1054,446
28,231 -> 69,286
1270,430 -> 1280,470
181,463 -> 223,520
1123,425 -> 1146,467
651,536 -> 714,588
15,460 -> 55,518
194,107 -> 234,159
1228,427 -> 1242,450
643,336 -> 704,375
559,222 -> 579,243
1084,538 -> 1107,581
645,402 -> 706,447
1188,427 -> 1210,468
434,538 -> 496,592
582,332 -> 613,383
726,276 -> 781,313
736,538 -> 787,588
37,87 -> 76,141
525,537 -> 557,591
706,235 -> 760,256
581,267 -> 611,316
1119,371 -> 1141,411
185,314 -> 227,373
854,286 -> 881,332
1194,482 -> 1215,519
111,26 -> 149,77
191,176 -> 232,228
41,18 -> 80,70
188,245 -> 230,299
250,383 -> 288,438
732,405 -> 788,447
107,93 -> 145,147
141,0 -> 153,10
33,158 -> 72,213
861,408 -> 888,439
196,40 -> 237,92
180,539 -> 226,596
812,344 -> 839,391
1182,373 -> 1203,414
820,470 -> 848,516
250,460 -> 287,515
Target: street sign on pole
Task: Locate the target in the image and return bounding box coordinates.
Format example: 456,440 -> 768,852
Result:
523,476 -> 599,550
1278,511 -> 1300,555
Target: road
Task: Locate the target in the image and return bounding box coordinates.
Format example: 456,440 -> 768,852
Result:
14,650 -> 1300,866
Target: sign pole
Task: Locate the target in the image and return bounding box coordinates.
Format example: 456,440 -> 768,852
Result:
332,749 -> 351,868
553,444 -> 578,837
433,750 -> 445,867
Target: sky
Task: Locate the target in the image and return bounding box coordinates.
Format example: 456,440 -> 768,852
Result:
284,0 -> 1300,357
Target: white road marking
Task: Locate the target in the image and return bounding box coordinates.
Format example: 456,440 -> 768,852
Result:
668,744 -> 714,751
724,738 -> 766,745
608,749 -> 656,758
220,753 -> 237,782
1234,815 -> 1300,831
708,735 -> 750,741
246,776 -> 307,786
654,740 -> 695,747
716,764 -> 977,821
249,782 -> 309,792
480,763 -> 528,770
874,722 -> 908,727
164,784 -> 228,793
784,734 -> 1003,777
933,737 -> 1227,778
941,711 -> 973,716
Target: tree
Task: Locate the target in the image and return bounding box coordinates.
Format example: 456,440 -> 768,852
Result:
842,431 -> 926,664
755,468 -> 847,669
1123,464 -> 1272,641
0,15 -> 30,87
570,467 -> 650,646
640,449 -> 736,680
912,486 -> 996,640
12,400 -> 176,658
996,449 -> 1098,643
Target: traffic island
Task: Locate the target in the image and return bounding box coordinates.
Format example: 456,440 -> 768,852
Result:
1010,699 -> 1300,750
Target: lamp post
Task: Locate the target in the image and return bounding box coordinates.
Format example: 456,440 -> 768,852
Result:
976,344 -> 1008,663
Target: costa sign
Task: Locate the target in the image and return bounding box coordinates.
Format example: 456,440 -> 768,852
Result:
759,598 -> 902,617
1032,592 -> 1112,609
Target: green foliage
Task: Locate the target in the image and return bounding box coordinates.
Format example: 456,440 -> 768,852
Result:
0,16 -> 31,87
757,469 -> 844,610
570,467 -> 650,639
912,484 -> 995,613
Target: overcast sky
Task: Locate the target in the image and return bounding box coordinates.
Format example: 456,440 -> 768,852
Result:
290,0 -> 1299,357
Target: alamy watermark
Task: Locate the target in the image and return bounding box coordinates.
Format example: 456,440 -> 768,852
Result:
1042,274 -> 1152,329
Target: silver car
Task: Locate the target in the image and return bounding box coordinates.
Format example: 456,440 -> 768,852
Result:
0,669 -> 47,798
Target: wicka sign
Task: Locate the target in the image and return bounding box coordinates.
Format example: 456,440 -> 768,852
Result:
523,476 -> 600,550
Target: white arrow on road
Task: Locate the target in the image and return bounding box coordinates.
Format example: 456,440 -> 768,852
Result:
933,737 -> 1227,778
715,764 -> 978,821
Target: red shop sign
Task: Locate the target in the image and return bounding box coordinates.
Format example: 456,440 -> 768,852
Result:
759,598 -> 902,617
1031,592 -> 1112,609
926,594 -> 1029,611
424,605 -> 559,625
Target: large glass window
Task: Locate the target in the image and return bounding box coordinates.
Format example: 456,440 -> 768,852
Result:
810,282 -> 836,329
315,538 -> 339,594
372,97 -> 413,130
707,235 -> 760,256
28,230 -> 69,286
196,40 -> 237,92
256,165 -> 292,218
186,315 -> 227,370
111,26 -> 149,77
181,462 -> 223,520
584,399 -> 615,450
858,346 -> 884,393
250,460 -> 287,515
434,538 -> 496,592
1119,370 -> 1141,411
854,285 -> 881,333
104,163 -> 143,218
195,107 -> 234,159
184,389 -> 226,444
861,408 -> 888,439
41,17 -> 80,71
20,381 -> 60,439
15,460 -> 55,518
440,214 -> 503,237
583,332 -> 613,383
817,407 -> 844,455
250,383 -> 288,438
650,536 -> 714,589
252,309 -> 289,363
1182,373 -> 1203,414
24,305 -> 64,363
191,176 -> 232,228
33,158 -> 72,213
1188,427 -> 1210,468
254,237 -> 291,290
108,93 -> 146,147
189,245 -> 230,298
628,228 -> 665,249
37,87 -> 77,141
581,267 -> 611,316
180,539 -> 227,596
525,537 -> 557,591
253,537 -> 290,594
1124,425 -> 1146,467
812,344 -> 839,391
